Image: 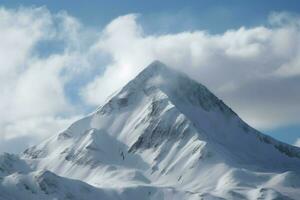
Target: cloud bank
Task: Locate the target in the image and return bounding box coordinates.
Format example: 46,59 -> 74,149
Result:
0,7 -> 300,152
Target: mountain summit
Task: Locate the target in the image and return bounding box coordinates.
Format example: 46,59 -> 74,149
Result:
1,61 -> 300,200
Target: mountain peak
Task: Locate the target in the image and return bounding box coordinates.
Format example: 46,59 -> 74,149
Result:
147,60 -> 167,69
146,60 -> 169,71
4,61 -> 300,200
125,60 -> 234,114
135,60 -> 173,81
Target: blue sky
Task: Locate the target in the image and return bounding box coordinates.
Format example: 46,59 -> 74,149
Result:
2,0 -> 300,32
0,0 -> 300,152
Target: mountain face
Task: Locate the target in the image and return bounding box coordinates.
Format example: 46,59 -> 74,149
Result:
1,61 -> 300,200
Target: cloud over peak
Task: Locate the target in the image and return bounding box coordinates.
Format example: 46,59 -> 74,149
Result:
82,13 -> 300,131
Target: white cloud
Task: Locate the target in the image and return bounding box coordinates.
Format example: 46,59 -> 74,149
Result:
0,7 -> 52,83
0,7 -> 87,153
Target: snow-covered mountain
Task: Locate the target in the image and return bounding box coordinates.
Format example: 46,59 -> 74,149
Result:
1,61 -> 300,200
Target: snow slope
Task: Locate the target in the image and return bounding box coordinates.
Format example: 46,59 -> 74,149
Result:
1,61 -> 300,200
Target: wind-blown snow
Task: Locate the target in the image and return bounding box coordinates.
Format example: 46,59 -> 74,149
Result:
1,61 -> 300,200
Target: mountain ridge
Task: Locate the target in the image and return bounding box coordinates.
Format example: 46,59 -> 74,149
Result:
1,60 -> 300,200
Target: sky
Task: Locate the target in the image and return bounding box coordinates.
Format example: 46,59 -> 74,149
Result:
0,0 -> 300,153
